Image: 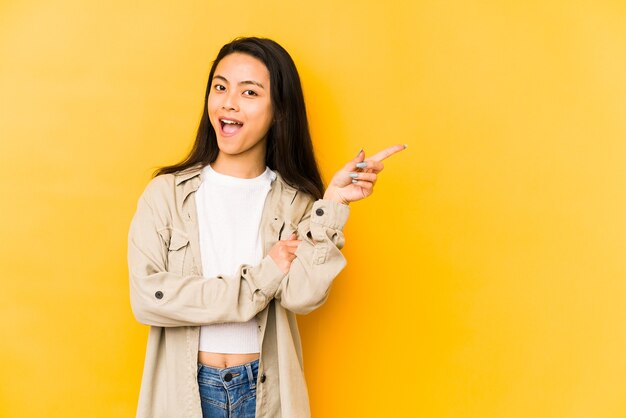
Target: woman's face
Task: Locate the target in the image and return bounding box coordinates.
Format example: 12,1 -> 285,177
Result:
208,53 -> 273,163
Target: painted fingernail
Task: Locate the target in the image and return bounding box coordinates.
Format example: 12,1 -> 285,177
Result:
356,148 -> 363,157
349,173 -> 358,178
356,162 -> 367,168
403,144 -> 408,149
352,179 -> 358,184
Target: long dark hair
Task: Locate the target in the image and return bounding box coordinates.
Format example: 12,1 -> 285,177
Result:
155,37 -> 324,200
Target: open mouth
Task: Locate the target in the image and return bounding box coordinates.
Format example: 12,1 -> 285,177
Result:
219,118 -> 243,135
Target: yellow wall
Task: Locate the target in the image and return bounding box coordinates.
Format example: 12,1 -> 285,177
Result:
1,1 -> 625,417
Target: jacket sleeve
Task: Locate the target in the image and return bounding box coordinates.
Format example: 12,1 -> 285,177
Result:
128,187 -> 285,328
274,198 -> 350,315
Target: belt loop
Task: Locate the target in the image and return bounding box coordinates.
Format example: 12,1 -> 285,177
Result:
246,362 -> 256,389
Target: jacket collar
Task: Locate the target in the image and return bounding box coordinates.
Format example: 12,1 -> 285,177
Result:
174,164 -> 293,193
174,164 -> 203,186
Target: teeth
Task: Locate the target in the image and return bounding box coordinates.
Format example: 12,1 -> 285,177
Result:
222,119 -> 242,125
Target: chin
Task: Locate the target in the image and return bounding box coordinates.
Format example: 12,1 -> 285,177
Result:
215,141 -> 244,156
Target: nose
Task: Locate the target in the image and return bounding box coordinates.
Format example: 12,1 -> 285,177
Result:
221,90 -> 239,111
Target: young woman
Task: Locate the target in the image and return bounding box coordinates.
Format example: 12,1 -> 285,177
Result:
128,37 -> 405,418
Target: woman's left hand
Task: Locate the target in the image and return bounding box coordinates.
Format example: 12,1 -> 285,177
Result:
323,144 -> 407,205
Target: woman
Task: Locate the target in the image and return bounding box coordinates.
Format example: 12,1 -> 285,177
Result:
128,37 -> 405,418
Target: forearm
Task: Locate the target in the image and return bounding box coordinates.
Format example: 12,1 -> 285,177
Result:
129,252 -> 285,327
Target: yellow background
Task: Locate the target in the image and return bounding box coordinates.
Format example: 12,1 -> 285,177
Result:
1,0 -> 625,417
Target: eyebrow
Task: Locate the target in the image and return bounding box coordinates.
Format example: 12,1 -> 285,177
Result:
213,75 -> 265,89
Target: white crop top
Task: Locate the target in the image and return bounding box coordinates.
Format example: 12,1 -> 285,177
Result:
195,165 -> 276,354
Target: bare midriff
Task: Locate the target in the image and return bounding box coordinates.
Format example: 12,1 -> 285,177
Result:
198,352 -> 260,368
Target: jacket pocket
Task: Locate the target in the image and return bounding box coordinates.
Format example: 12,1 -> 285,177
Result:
163,229 -> 190,276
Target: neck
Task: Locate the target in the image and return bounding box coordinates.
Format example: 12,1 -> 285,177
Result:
212,152 -> 266,179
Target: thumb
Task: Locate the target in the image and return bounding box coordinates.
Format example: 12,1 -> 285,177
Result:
288,233 -> 298,240
354,148 -> 365,163
342,148 -> 365,172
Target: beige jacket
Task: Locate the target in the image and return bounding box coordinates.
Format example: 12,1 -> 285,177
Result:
128,165 -> 349,418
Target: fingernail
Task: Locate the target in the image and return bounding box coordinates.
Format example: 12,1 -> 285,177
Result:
352,179 -> 358,184
356,148 -> 363,157
356,162 -> 367,168
403,144 -> 408,149
349,173 -> 358,178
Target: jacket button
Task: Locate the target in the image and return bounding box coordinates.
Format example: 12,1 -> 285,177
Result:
224,372 -> 233,382
315,208 -> 324,216
155,291 -> 163,299
260,373 -> 266,383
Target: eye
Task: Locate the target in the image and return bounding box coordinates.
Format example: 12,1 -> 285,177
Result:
213,84 -> 226,92
243,90 -> 258,96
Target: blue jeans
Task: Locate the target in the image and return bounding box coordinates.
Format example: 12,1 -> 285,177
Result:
197,360 -> 258,418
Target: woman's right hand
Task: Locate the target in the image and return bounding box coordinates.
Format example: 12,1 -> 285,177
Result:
269,234 -> 301,273
323,144 -> 407,205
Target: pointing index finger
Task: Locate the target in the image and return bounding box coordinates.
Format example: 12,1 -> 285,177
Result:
368,144 -> 408,162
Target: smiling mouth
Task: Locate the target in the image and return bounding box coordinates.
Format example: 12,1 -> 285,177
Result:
220,118 -> 243,135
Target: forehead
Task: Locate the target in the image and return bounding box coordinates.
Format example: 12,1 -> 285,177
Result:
213,53 -> 270,83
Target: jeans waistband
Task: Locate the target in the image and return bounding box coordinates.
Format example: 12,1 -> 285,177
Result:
197,359 -> 259,389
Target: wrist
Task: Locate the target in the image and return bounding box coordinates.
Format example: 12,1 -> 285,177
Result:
323,187 -> 349,205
